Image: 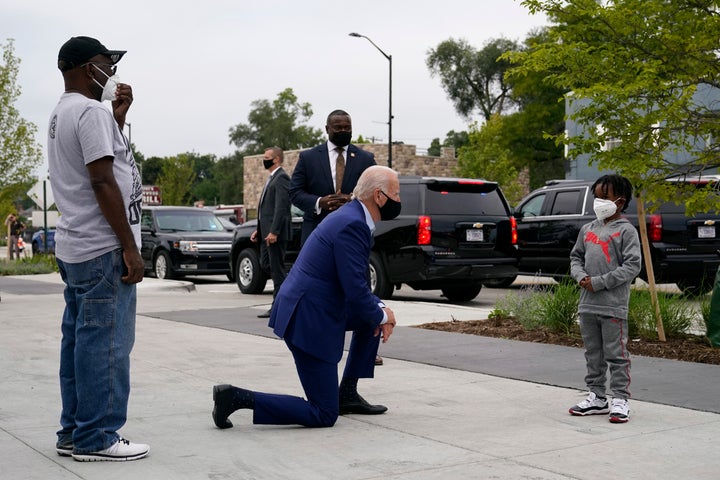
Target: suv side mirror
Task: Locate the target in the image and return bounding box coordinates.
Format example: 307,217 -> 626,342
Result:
513,210 -> 524,220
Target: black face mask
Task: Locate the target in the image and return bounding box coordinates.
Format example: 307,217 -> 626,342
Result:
263,159 -> 274,169
379,191 -> 401,220
329,131 -> 352,148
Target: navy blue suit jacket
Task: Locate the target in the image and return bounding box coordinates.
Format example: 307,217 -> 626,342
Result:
269,199 -> 384,363
289,143 -> 375,242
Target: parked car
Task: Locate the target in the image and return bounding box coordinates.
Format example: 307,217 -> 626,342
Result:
31,228 -> 56,254
490,178 -> 720,294
140,206 -> 233,280
230,176 -> 519,302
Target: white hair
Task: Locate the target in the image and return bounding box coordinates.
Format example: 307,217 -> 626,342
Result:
352,165 -> 398,201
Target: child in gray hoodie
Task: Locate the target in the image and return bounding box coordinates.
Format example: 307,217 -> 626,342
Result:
569,174 -> 641,423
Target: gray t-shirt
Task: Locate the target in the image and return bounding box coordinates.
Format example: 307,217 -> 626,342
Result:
47,92 -> 142,263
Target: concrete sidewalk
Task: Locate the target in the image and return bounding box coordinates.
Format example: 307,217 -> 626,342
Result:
1,273 -> 719,479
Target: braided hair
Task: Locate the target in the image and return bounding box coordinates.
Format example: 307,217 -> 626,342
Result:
591,175 -> 633,212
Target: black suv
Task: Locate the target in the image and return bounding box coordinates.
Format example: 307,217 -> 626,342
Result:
141,206 -> 234,279
495,179 -> 720,294
229,176 -> 519,302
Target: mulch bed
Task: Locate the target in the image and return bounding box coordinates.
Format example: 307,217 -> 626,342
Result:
415,317 -> 720,365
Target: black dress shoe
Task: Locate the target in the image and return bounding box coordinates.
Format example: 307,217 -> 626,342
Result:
212,384 -> 235,429
257,309 -> 271,318
339,394 -> 388,415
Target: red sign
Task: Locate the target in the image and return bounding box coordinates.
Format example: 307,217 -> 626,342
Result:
142,185 -> 162,205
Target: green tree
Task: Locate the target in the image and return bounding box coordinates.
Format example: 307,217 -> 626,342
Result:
456,118 -> 525,204
427,138 -> 442,156
141,156 -> 164,185
511,0 -> 720,212
214,152 -> 244,204
426,37 -> 520,121
427,131 -> 470,157
498,28 -> 566,188
0,39 -> 43,191
157,154 -> 196,205
511,0 -> 720,340
228,88 -> 324,155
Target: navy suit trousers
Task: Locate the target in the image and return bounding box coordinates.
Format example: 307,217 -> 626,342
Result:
252,318 -> 381,427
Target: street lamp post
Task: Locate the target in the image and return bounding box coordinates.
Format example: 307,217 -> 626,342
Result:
348,32 -> 392,168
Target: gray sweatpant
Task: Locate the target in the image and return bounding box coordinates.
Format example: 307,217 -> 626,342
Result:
579,313 -> 631,400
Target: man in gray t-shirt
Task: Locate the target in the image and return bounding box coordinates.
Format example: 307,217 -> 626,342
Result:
47,36 -> 148,462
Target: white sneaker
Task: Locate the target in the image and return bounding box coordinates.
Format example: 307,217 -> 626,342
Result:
609,398 -> 630,423
569,392 -> 609,416
72,437 -> 149,462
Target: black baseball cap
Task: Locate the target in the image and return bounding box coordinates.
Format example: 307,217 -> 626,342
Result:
57,36 -> 126,71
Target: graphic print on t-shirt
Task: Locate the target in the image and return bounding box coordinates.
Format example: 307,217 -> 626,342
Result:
584,231 -> 621,263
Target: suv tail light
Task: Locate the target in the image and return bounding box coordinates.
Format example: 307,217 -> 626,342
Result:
510,216 -> 518,245
417,215 -> 432,245
648,214 -> 662,242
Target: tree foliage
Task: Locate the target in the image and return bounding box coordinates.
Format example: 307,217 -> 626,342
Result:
214,152 -> 244,205
0,39 -> 43,190
510,0 -> 720,213
427,130 -> 469,156
456,118 -> 525,204
228,88 -> 324,155
157,154 -> 197,206
426,37 -> 520,121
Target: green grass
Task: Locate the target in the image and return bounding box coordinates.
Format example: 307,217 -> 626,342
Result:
627,290 -> 696,339
496,280 -> 580,335
499,280 -> 700,340
0,254 -> 58,275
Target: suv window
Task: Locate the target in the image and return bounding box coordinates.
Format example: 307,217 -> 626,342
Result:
519,194 -> 545,217
423,181 -> 507,216
550,189 -> 584,215
155,210 -> 224,232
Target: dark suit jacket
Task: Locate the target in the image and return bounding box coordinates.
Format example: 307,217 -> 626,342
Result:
258,167 -> 291,240
269,199 -> 384,363
289,143 -> 375,241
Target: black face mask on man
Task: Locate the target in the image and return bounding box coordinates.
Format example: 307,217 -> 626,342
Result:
263,159 -> 275,169
379,191 -> 401,221
329,131 -> 352,148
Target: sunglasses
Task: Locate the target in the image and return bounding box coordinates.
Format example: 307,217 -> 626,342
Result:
82,62 -> 117,75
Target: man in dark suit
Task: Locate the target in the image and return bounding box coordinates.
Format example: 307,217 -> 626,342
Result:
289,109 -> 376,246
212,166 -> 401,429
253,147 -> 291,318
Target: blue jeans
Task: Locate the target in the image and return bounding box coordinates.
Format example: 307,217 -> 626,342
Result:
56,248 -> 137,453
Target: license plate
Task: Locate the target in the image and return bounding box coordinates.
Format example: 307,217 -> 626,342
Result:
466,229 -> 484,241
698,226 -> 716,238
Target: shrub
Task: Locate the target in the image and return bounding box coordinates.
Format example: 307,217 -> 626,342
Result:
497,280 -> 579,335
0,254 -> 58,275
627,289 -> 696,339
496,286 -> 545,330
536,280 -> 580,335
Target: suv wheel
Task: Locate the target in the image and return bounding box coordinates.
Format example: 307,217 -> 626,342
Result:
483,276 -> 517,289
236,248 -> 268,294
441,284 -> 482,302
369,252 -> 393,299
154,251 -> 175,280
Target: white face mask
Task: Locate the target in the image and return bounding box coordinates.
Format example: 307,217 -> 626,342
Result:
593,198 -> 621,221
91,64 -> 120,102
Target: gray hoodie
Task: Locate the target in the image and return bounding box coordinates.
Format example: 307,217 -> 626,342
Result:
570,217 -> 642,319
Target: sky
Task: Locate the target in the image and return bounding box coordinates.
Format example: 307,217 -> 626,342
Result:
4,1 -> 547,166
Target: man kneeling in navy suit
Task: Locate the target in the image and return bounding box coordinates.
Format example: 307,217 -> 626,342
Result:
212,166 -> 401,428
